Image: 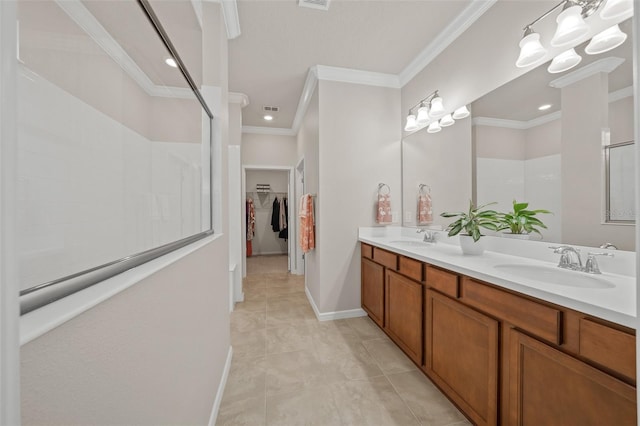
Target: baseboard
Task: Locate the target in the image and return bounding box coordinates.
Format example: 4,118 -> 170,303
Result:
208,345 -> 233,426
252,251 -> 287,256
305,287 -> 367,322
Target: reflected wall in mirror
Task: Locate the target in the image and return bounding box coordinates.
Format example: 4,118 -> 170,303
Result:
606,141 -> 635,222
472,18 -> 634,250
402,18 -> 635,251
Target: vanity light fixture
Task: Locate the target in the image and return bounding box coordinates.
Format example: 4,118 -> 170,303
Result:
427,121 -> 442,133
165,57 -> 178,68
452,105 -> 471,119
440,114 -> 455,127
416,102 -> 430,126
404,113 -> 418,132
404,90 -> 442,131
516,0 -> 631,72
548,48 -> 582,73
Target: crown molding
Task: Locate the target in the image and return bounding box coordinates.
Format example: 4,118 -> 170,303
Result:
190,0 -> 203,29
291,67 -> 320,134
549,57 -> 626,89
242,126 -> 297,136
473,111 -> 561,130
315,65 -> 400,88
218,0 -> 241,39
398,0 -> 497,87
229,92 -> 250,107
609,85 -> 633,103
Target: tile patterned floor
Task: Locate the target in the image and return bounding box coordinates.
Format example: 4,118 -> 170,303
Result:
218,256 -> 470,426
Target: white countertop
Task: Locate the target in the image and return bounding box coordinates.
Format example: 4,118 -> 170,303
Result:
359,227 -> 637,329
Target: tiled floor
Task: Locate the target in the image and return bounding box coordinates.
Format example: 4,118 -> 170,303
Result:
246,254 -> 289,275
218,256 -> 470,426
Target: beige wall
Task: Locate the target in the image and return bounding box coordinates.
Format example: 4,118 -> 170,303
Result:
525,119 -> 561,159
404,117 -> 473,229
317,80 -> 401,313
609,96 -> 635,144
474,126 -> 526,160
296,88 -> 320,304
241,133 -> 297,167
20,3 -> 232,424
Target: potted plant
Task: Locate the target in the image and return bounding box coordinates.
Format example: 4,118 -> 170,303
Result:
498,200 -> 551,239
440,201 -> 500,255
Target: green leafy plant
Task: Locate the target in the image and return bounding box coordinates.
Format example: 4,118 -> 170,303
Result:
498,200 -> 551,236
440,201 -> 500,242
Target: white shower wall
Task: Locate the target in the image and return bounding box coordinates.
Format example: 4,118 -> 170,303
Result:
17,66 -> 202,290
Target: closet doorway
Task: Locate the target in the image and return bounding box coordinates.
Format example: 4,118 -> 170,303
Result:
242,166 -> 300,277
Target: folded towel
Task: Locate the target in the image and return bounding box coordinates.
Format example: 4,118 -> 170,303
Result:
377,194 -> 392,224
418,193 -> 432,225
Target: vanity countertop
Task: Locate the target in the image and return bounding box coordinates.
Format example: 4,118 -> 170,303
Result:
359,227 -> 637,329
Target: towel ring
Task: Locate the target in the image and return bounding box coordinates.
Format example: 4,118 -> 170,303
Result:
378,183 -> 391,195
419,184 -> 431,195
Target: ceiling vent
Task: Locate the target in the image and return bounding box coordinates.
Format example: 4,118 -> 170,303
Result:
263,106 -> 279,112
298,0 -> 330,11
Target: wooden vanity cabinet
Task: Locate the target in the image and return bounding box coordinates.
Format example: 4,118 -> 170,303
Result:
361,257 -> 385,327
385,270 -> 423,365
425,289 -> 499,426
507,328 -> 636,426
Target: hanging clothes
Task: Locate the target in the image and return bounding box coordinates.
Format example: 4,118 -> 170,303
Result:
271,196 -> 281,232
278,197 -> 288,240
299,194 -> 315,253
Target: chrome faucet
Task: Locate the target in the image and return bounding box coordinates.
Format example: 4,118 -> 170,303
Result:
599,242 -> 618,250
584,252 -> 615,274
549,246 -> 583,270
416,228 -> 437,243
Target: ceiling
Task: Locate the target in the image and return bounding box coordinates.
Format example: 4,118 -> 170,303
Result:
472,18 -> 634,123
228,0 -> 475,129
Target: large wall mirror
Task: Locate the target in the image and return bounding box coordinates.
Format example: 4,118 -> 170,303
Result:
402,18 -> 635,251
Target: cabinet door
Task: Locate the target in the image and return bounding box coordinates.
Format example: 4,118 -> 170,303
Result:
425,290 -> 498,426
361,257 -> 385,327
507,328 -> 636,426
385,270 -> 423,364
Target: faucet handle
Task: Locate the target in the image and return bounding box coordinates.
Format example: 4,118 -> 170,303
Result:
548,245 -> 580,254
584,252 -> 615,274
416,228 -> 425,233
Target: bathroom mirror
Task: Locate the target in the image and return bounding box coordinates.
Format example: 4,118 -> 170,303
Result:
402,18 -> 635,250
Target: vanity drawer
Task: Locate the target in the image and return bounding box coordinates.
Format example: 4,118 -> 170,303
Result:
426,266 -> 459,298
461,277 -> 562,345
579,318 -> 636,381
373,247 -> 398,270
399,256 -> 424,282
361,243 -> 373,259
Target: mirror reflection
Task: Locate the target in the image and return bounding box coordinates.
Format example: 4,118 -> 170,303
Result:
402,18 -> 635,250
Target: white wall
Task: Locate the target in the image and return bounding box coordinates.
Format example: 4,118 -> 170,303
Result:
316,80 -> 401,313
246,170 -> 289,256
19,3 -> 232,424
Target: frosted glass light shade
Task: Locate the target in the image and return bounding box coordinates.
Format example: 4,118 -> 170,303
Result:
427,121 -> 442,133
452,105 -> 470,119
440,114 -> 455,127
600,0 -> 633,20
585,25 -> 627,54
404,114 -> 418,132
416,105 -> 430,125
429,96 -> 445,118
547,48 -> 582,73
550,5 -> 589,47
516,32 -> 547,68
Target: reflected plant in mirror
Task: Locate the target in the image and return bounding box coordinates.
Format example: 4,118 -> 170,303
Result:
441,201 -> 500,242
497,200 -> 552,239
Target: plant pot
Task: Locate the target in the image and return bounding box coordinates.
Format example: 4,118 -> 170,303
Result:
459,234 -> 485,255
501,232 -> 530,240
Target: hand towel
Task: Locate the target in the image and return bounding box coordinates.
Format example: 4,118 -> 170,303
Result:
299,194 -> 315,253
376,194 -> 392,224
418,193 -> 433,225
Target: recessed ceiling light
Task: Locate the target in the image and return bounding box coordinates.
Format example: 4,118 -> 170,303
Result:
538,104 -> 552,111
165,57 -> 177,68
264,115 -> 274,121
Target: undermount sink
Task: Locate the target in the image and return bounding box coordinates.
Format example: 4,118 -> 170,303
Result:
493,264 -> 615,289
388,240 -> 434,247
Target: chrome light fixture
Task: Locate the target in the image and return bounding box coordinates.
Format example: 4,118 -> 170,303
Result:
404,90 -> 441,132
600,0 -> 633,19
440,114 -> 455,127
416,102 -> 430,126
516,0 -> 630,73
427,121 -> 442,133
548,48 -> 582,73
404,113 -> 418,132
585,24 -> 627,54
452,105 -> 470,119
429,92 -> 446,118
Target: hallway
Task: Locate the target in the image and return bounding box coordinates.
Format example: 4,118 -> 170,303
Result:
218,257 -> 470,425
